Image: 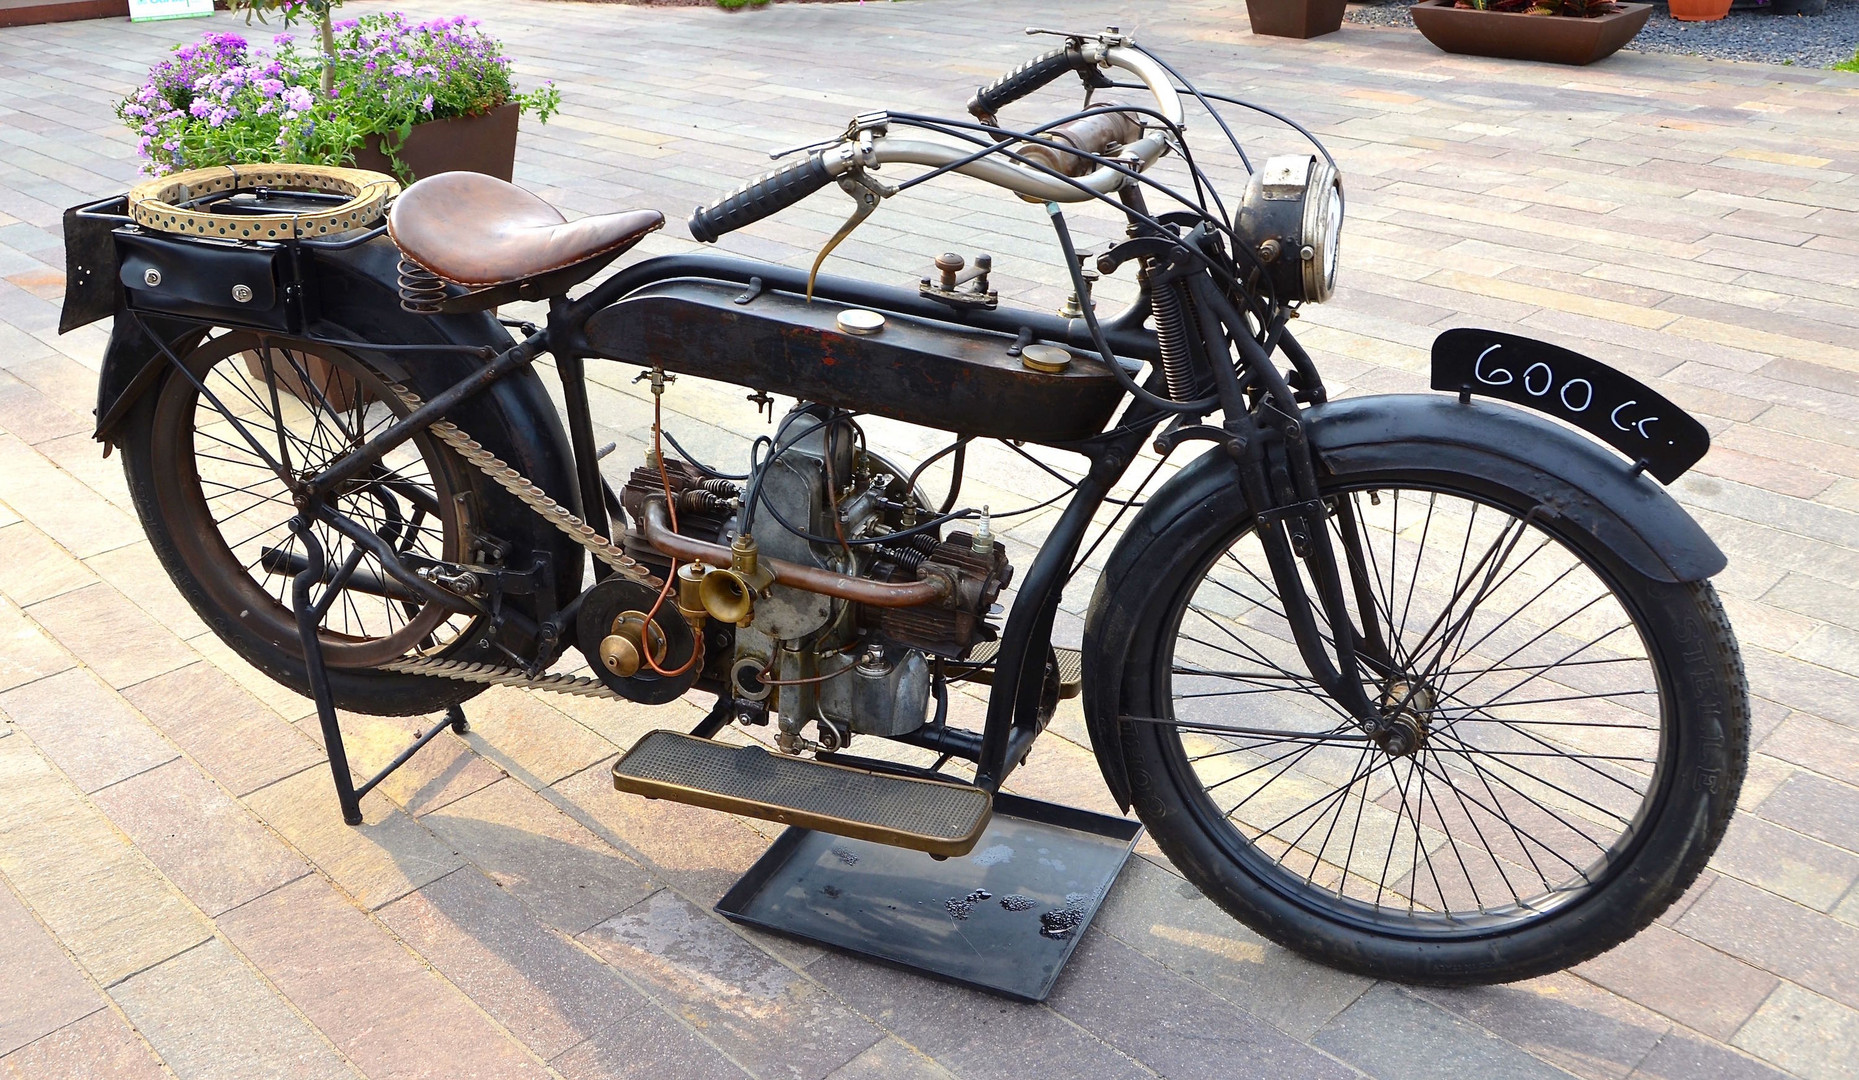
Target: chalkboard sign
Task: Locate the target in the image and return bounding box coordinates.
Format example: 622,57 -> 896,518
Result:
1430,328 -> 1709,484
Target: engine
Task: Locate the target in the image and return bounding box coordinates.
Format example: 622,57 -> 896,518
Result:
618,405 -> 1012,751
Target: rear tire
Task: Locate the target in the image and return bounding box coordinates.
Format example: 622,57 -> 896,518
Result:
1108,457 -> 1747,984
121,330 -> 487,716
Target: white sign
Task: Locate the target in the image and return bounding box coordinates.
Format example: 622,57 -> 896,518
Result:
128,0 -> 215,22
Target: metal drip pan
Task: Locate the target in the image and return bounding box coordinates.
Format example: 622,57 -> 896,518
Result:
716,792 -> 1142,1001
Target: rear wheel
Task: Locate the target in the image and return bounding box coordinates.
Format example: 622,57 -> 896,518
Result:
1115,463 -> 1747,983
122,330 -> 487,715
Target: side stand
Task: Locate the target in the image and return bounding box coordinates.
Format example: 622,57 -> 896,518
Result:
290,518 -> 469,826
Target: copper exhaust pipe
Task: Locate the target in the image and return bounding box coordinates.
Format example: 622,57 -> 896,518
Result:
640,500 -> 948,608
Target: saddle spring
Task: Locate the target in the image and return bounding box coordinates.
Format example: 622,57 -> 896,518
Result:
397,255 -> 447,314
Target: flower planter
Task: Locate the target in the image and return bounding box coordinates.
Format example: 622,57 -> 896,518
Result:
1246,0 -> 1349,38
1666,0 -> 1731,18
1410,1 -> 1654,64
0,0 -> 127,28
348,101 -> 520,184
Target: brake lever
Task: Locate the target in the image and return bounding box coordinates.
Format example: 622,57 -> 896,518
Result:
807,169 -> 895,302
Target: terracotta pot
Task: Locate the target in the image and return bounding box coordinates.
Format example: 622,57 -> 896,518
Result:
1246,0 -> 1349,38
348,102 -> 520,185
0,0 -> 126,28
1666,0 -> 1731,18
1410,1 -> 1655,63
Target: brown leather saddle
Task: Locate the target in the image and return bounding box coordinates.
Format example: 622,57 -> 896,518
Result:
388,171 -> 663,311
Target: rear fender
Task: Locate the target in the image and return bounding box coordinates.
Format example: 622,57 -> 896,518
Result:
1081,392 -> 1726,809
94,235 -> 585,615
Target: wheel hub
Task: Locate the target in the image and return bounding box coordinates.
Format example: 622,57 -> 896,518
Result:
1377,678 -> 1436,757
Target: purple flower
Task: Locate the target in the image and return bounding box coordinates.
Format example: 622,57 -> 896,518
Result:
282,85 -> 314,113
420,94 -> 433,113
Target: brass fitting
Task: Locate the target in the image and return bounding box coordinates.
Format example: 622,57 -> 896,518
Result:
699,534 -> 777,627
598,610 -> 666,679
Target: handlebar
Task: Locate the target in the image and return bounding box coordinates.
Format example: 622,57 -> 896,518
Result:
966,46 -> 1083,125
688,152 -> 834,244
687,43 -> 1184,242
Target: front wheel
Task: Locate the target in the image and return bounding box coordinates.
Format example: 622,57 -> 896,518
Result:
1111,460 -> 1747,984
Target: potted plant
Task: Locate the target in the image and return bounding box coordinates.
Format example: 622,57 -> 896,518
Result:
117,6 -> 560,183
1411,0 -> 1656,64
1665,0 -> 1731,20
1247,0 -> 1349,38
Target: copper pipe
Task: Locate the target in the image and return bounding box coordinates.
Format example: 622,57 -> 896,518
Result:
640,500 -> 948,608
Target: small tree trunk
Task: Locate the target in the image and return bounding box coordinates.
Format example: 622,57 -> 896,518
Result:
319,12 -> 336,97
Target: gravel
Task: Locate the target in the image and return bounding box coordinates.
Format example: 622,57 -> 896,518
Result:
1344,0 -> 1859,66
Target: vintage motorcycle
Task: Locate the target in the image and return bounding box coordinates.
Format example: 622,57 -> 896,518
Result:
63,27 -> 1747,985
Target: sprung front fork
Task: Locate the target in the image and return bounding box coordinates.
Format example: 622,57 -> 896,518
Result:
1147,242 -> 1393,738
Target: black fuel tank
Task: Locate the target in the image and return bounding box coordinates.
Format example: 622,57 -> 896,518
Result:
583,278 -> 1126,444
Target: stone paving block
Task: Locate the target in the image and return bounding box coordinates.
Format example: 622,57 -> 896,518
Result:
1629,1029 -> 1793,1080
1760,712 -> 1859,787
1754,772 -> 1859,857
550,1003 -> 750,1080
458,687 -> 617,787
121,662 -> 323,797
110,937 -> 358,1080
0,522 -> 95,608
579,889 -> 884,1080
1676,876 -> 1859,1011
1710,812 -> 1859,912
0,879 -> 101,1057
0,370 -> 84,446
1091,855 -> 1372,1041
823,1037 -> 958,1080
0,435 -> 136,560
1731,982 -> 1859,1080
378,866 -> 648,1061
803,950 -> 1153,1080
1313,984 -> 1577,1080
181,629 -> 316,724
82,541 -> 208,642
0,596 -> 71,694
244,765 -> 463,911
0,1006 -> 166,1080
1051,930 -> 1363,1080
1575,924 -> 1776,1042
219,874 -> 545,1080
91,758 -> 309,917
0,668 -> 175,794
1417,973 -> 1672,1080
23,582 -> 194,689
552,758 -> 777,903
421,778 -> 659,936
0,736 -> 210,986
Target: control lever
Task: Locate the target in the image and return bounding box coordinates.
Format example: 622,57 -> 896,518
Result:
918,252 -> 998,310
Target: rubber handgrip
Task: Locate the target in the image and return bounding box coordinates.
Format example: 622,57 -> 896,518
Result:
689,153 -> 833,243
967,47 -> 1078,123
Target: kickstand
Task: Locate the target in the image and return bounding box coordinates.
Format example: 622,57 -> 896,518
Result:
290,517 -> 471,827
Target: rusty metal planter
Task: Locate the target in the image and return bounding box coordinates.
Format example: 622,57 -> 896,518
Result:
1246,0 -> 1349,37
349,102 -> 519,184
1410,1 -> 1653,64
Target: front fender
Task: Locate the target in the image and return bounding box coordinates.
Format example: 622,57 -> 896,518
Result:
1081,392 -> 1726,809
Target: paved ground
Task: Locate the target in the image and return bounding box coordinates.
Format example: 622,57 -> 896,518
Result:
1,1 -> 1858,1078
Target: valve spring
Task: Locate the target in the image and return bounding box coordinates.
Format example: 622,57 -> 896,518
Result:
701,477 -> 741,499
397,255 -> 446,314
1151,276 -> 1197,402
678,489 -> 734,515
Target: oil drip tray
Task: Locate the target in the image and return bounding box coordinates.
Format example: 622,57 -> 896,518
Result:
716,791 -> 1143,1001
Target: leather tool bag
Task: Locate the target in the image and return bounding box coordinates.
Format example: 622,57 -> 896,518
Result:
117,230 -> 308,334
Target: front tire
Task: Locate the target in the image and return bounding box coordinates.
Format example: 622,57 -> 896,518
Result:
1108,457 -> 1747,984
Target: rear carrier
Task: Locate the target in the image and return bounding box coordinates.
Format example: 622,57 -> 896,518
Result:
583,277 -> 1127,444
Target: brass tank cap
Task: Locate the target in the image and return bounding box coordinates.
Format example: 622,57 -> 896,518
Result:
1020,344 -> 1072,374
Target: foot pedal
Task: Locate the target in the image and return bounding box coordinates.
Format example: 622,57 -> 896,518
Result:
961,643 -> 1083,699
611,731 -> 993,856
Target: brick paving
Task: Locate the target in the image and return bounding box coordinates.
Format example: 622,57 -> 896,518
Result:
0,1 -> 1856,1077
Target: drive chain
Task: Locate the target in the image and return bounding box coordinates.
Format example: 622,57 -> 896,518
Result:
377,655 -> 623,699
383,381 -> 660,589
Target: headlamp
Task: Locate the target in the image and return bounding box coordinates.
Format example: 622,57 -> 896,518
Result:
1234,154 -> 1344,304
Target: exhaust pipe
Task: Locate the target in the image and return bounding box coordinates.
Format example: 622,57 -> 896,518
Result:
638,500 -> 947,610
